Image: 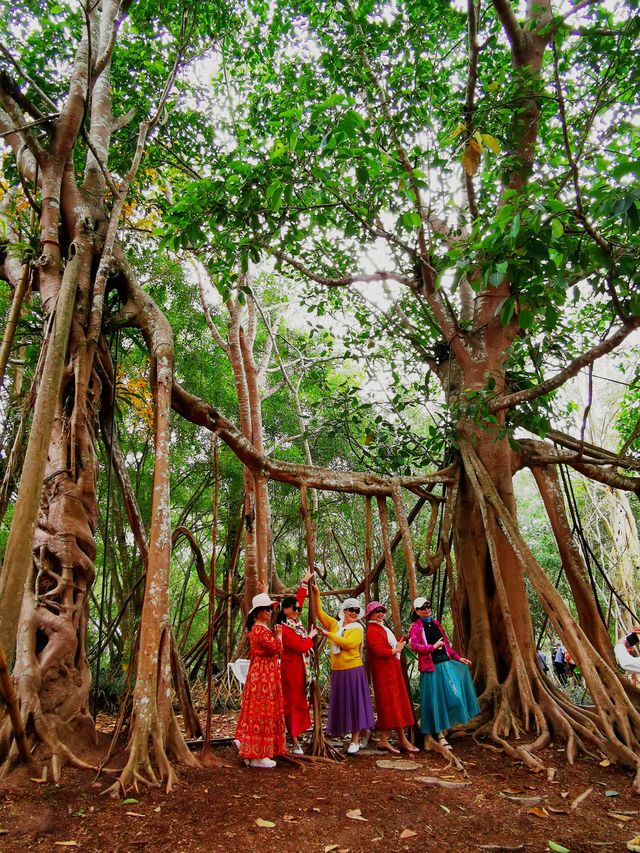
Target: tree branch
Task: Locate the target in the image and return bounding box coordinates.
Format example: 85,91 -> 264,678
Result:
274,250 -> 415,289
491,317 -> 640,412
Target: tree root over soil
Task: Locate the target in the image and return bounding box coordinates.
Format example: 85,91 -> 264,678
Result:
460,441 -> 640,792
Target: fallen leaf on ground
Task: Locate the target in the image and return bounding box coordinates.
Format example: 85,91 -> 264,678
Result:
548,842 -> 570,852
255,818 -> 276,828
122,798 -> 138,805
54,844 -> 79,848
502,788 -> 525,795
126,812 -> 145,817
547,807 -> 568,815
283,815 -> 296,821
416,776 -> 470,789
440,805 -> 450,814
560,792 -> 569,799
546,768 -> 557,782
375,759 -> 418,771
528,807 -> 550,819
599,758 -> 611,767
399,829 -> 418,839
570,787 -> 593,810
608,812 -> 634,823
503,795 -> 543,807
324,845 -> 339,852
605,790 -> 619,797
346,808 -> 367,822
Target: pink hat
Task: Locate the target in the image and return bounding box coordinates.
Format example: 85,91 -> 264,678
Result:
365,601 -> 387,620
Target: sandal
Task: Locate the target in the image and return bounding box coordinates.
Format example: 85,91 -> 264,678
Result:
437,736 -> 452,749
377,743 -> 401,755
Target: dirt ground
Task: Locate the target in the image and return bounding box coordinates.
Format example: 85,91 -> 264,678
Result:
1,714 -> 639,853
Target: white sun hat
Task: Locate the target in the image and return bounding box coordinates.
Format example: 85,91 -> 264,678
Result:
339,597 -> 364,619
413,596 -> 431,610
248,592 -> 279,614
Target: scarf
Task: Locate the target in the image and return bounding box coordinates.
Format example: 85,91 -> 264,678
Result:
376,621 -> 401,659
331,619 -> 362,656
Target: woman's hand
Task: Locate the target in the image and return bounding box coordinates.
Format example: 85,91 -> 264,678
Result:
433,638 -> 445,650
393,639 -> 407,655
318,626 -> 329,636
274,624 -> 282,636
256,581 -> 267,594
460,657 -> 472,666
308,626 -> 318,640
301,569 -> 314,585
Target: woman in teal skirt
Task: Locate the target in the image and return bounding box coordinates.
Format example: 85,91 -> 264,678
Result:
408,597 -> 480,749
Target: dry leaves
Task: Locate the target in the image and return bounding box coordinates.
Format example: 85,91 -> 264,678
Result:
400,829 -> 418,839
255,818 -> 276,828
415,776 -> 469,789
570,787 -> 593,811
324,845 -> 339,852
607,812 -> 634,823
346,808 -> 367,822
528,806 -> 550,819
599,758 -> 611,767
503,795 -> 543,807
462,139 -> 482,176
375,759 -> 418,771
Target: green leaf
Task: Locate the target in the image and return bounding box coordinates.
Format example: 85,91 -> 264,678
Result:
551,219 -> 564,239
518,308 -> 535,330
547,843 -> 570,853
123,798 -> 139,805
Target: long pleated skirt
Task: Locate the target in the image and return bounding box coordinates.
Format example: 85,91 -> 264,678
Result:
326,666 -> 375,737
419,660 -> 480,736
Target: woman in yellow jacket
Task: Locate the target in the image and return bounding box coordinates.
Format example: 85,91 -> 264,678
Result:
311,583 -> 375,754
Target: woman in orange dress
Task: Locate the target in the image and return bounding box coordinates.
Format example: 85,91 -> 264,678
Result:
235,592 -> 286,769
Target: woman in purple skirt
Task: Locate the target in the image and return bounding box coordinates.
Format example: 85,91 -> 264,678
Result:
311,583 -> 374,755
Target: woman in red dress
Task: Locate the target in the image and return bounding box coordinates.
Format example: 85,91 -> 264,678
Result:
235,592 -> 286,769
366,600 -> 419,754
277,570 -> 317,754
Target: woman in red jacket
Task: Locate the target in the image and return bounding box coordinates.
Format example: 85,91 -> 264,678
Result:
365,601 -> 418,754
277,570 -> 317,754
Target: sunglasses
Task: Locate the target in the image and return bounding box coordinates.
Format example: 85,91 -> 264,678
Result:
416,605 -> 432,611
372,608 -> 386,615
290,606 -> 302,612
345,607 -> 360,614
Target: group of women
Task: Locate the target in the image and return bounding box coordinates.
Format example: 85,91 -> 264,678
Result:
234,572 -> 480,768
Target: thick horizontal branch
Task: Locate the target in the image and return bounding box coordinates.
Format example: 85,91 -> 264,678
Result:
171,382 -> 456,496
544,428 -> 640,473
491,318 -> 640,412
519,439 -> 640,494
274,251 -> 415,290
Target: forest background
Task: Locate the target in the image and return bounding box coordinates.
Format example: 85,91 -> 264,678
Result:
0,0 -> 639,804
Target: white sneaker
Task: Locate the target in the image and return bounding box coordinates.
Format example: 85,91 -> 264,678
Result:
249,757 -> 277,769
347,742 -> 360,755
291,745 -> 304,755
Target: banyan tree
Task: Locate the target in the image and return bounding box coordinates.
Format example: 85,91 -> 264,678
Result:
0,0 -> 639,794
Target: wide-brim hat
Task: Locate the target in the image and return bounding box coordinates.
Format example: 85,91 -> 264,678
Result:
248,592 -> 279,614
365,600 -> 386,619
339,597 -> 364,619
